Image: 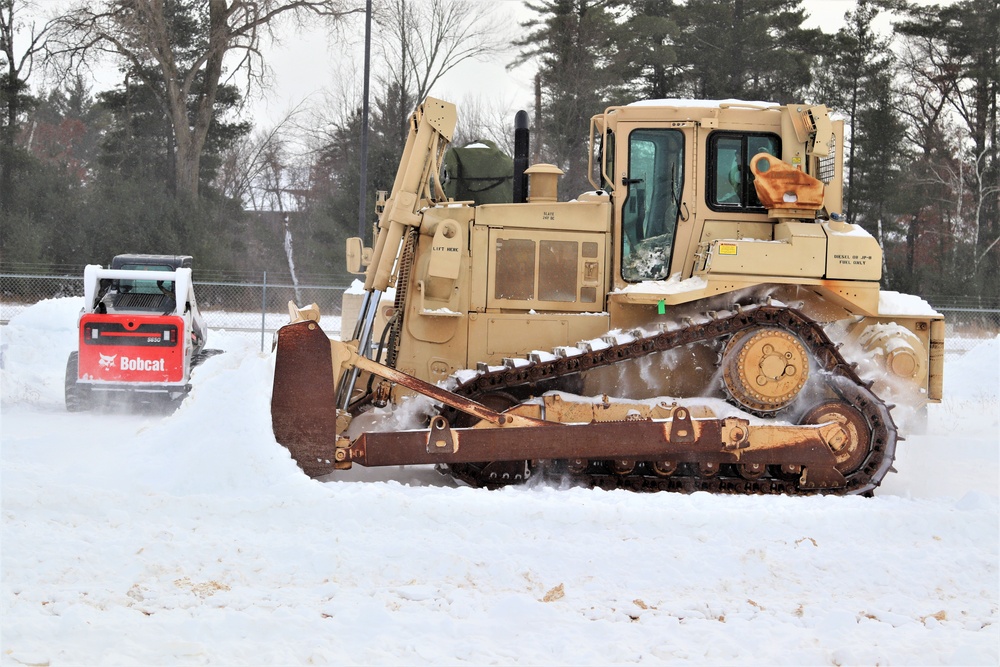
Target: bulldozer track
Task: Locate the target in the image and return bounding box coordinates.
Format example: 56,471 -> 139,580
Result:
445,304 -> 897,496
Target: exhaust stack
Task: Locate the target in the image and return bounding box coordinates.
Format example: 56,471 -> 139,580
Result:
513,110 -> 529,203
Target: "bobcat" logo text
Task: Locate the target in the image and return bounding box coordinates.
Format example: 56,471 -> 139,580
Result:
120,357 -> 166,372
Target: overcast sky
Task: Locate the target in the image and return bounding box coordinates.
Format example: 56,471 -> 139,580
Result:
250,0 -> 929,127
16,0 -> 948,129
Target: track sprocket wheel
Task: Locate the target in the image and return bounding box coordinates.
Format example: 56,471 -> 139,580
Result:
722,327 -> 809,413
800,401 -> 871,475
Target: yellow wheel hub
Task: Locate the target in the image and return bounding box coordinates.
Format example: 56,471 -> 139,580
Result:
723,328 -> 809,412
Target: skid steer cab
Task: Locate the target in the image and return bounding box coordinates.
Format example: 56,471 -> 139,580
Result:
65,254 -> 221,411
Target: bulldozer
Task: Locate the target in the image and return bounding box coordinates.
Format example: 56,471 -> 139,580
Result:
271,97 -> 944,495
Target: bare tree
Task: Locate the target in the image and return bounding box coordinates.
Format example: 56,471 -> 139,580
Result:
451,93 -> 517,153
216,102 -> 307,209
49,0 -> 359,200
373,0 -> 509,140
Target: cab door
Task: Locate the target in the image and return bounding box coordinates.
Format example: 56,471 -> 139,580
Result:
612,126 -> 693,287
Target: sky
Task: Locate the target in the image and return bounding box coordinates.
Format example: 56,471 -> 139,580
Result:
249,0 -> 942,128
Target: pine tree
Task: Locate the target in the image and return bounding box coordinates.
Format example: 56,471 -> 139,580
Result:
671,0 -> 822,102
514,0 -> 620,196
612,0 -> 681,100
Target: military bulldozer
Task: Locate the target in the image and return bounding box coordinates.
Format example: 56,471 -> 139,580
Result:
271,97 -> 944,495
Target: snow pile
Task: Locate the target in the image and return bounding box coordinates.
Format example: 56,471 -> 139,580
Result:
879,290 -> 940,316
1,297 -> 83,406
2,299 -> 997,665
945,335 -> 1000,400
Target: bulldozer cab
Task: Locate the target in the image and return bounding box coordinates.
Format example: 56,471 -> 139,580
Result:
591,102 -> 837,290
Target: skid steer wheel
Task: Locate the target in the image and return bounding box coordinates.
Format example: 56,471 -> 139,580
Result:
447,391 -> 532,489
722,327 -> 810,414
800,401 -> 871,475
64,352 -> 93,412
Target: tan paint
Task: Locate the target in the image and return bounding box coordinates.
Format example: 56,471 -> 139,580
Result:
338,98 -> 941,408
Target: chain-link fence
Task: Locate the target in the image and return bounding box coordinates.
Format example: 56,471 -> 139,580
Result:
932,309 -> 1000,355
922,292 -> 1000,355
1,267 -> 353,350
2,266 -> 997,355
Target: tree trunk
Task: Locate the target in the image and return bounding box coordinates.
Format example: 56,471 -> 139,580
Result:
150,0 -> 227,200
174,138 -> 201,200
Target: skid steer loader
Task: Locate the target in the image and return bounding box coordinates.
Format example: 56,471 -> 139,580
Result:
65,254 -> 220,410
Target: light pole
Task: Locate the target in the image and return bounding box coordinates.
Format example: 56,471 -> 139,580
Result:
357,0 -> 373,239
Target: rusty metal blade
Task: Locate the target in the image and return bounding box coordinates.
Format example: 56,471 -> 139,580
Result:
349,418 -> 840,473
271,321 -> 340,476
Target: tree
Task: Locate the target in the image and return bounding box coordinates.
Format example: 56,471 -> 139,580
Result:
1,0 -> 55,210
815,2 -> 906,239
612,0 -> 680,100
94,62 -> 250,190
514,0 -> 620,196
373,0 -> 509,144
891,31 -> 969,294
23,77 -> 107,184
671,0 -> 821,102
451,94 -> 519,153
897,0 -> 1000,298
309,0 -> 509,246
51,0 -> 357,200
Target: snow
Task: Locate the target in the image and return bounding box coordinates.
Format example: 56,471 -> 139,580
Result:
613,274 -> 709,295
628,99 -> 780,110
2,298 -> 998,666
343,279 -> 397,301
823,220 -> 870,238
420,307 -> 461,316
344,278 -> 366,295
879,290 -> 941,317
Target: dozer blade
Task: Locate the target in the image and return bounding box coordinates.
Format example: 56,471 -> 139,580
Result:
344,414 -> 847,491
271,321 -> 341,477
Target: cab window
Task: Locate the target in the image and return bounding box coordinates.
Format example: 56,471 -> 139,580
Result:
621,129 -> 684,282
707,132 -> 780,212
118,263 -> 173,294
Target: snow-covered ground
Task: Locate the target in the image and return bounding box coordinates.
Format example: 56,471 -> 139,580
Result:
1,298 -> 997,666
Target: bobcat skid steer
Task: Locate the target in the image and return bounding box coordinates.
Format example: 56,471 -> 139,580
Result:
65,254 -> 220,411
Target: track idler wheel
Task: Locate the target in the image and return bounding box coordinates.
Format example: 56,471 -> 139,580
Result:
722,327 -> 809,413
613,459 -> 636,475
800,401 -> 871,475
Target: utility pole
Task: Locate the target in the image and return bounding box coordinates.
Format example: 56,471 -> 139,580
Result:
357,0 -> 373,239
